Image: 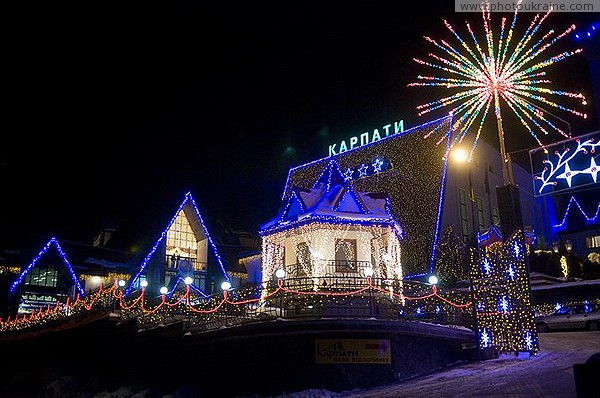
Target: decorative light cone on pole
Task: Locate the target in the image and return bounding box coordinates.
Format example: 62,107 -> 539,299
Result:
409,0 -> 588,240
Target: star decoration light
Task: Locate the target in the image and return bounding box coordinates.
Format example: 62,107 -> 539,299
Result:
372,158 -> 384,173
556,162 -> 580,187
583,157 -> 598,183
358,163 -> 369,177
480,328 -> 491,347
343,168 -> 354,181
507,264 -> 516,279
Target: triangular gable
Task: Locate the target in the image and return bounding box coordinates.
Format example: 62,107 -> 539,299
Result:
334,185 -> 367,213
124,192 -> 230,297
166,276 -> 209,299
312,159 -> 345,191
10,238 -> 85,297
281,190 -> 305,221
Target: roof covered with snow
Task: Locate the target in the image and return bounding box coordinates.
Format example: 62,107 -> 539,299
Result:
260,160 -> 403,237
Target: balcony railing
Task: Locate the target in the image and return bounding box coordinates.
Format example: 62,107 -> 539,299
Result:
165,257 -> 207,272
285,260 -> 373,279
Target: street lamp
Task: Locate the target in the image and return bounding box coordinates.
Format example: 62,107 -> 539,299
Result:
159,286 -> 168,295
221,281 -> 232,291
275,268 -> 286,279
428,275 -> 439,285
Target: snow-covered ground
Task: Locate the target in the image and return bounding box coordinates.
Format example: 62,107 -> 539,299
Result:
274,331 -> 600,398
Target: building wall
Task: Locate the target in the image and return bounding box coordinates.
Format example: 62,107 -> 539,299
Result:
282,228 -> 377,266
440,140 -> 547,246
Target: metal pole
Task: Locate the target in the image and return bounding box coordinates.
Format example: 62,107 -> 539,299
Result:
494,90 -> 514,186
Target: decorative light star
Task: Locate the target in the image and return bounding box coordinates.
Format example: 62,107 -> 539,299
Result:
555,302 -> 562,311
372,158 -> 384,173
358,163 -> 369,177
507,263 -> 516,279
583,157 -> 598,183
556,162 -> 580,187
343,168 -> 354,181
513,241 -> 521,258
482,257 -> 492,274
409,0 -> 587,162
524,331 -> 534,351
499,296 -> 510,313
480,328 -> 491,347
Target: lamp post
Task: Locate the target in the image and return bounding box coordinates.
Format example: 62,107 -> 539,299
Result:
276,269 -> 285,317
364,267 -> 374,317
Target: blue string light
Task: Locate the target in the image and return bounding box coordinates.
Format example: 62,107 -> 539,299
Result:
402,272 -> 428,279
260,214 -> 403,238
165,276 -> 209,299
124,192 -> 230,297
10,237 -> 85,297
428,115 -> 452,274
553,196 -> 600,230
332,185 -> 368,213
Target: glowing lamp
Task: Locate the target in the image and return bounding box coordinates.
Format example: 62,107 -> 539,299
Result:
91,276 -> 101,283
221,281 -> 232,291
363,267 -> 374,277
451,147 -> 468,163
275,269 -> 286,279
428,275 -> 439,285
118,280 -> 126,287
159,286 -> 168,295
184,277 -> 193,285
140,280 -> 148,288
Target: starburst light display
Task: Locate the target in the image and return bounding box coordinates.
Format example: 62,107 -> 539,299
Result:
409,0 -> 587,170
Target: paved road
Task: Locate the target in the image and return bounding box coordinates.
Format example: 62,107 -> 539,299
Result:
340,331 -> 600,398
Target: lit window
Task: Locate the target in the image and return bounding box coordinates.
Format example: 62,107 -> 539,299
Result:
459,189 -> 470,243
587,235 -> 600,248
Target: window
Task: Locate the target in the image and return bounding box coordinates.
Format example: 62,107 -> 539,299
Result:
554,306 -> 570,315
295,242 -> 311,277
24,266 -> 59,288
165,270 -> 176,287
194,274 -> 205,290
335,239 -> 357,272
459,189 -> 470,243
586,235 -> 600,248
476,197 -> 485,231
165,210 -> 202,270
492,208 -> 500,226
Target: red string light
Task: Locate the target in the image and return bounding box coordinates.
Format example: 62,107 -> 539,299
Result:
2,277 -> 472,332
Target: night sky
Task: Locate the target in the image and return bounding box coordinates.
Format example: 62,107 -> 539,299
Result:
1,2 -> 598,250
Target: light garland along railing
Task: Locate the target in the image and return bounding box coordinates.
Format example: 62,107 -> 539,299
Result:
1,277 -> 474,334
